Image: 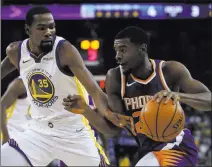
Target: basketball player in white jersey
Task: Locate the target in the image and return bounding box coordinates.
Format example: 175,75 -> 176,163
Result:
1,77 -> 31,145
1,6 -> 117,166
1,77 -> 64,166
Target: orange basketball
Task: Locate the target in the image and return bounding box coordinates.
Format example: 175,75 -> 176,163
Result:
140,98 -> 185,142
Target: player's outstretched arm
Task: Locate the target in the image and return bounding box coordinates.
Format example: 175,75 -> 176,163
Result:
59,41 -> 108,116
1,78 -> 27,144
60,41 -> 135,135
1,42 -> 21,79
153,61 -> 211,111
63,94 -> 121,137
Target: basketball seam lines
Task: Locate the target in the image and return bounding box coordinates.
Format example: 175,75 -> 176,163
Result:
162,103 -> 178,139
143,105 -> 153,138
156,99 -> 163,141
164,124 -> 184,137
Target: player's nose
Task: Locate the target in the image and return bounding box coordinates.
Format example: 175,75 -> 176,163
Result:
44,28 -> 52,38
115,53 -> 123,63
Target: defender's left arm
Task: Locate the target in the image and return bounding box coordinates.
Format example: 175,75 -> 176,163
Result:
153,61 -> 211,111
59,41 -> 108,116
60,42 -> 134,134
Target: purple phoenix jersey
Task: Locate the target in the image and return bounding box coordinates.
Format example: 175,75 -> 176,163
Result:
120,59 -> 198,166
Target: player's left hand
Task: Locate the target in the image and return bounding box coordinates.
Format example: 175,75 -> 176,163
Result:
62,95 -> 87,114
152,90 -> 180,104
105,110 -> 137,136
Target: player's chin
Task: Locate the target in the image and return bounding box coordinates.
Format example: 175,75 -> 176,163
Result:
121,65 -> 129,73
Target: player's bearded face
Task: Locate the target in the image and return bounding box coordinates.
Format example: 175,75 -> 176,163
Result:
40,38 -> 54,53
30,13 -> 56,53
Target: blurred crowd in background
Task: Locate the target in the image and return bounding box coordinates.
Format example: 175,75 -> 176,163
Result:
1,2 -> 211,166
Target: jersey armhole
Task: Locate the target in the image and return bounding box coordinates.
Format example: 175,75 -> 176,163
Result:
158,61 -> 171,91
119,66 -> 126,98
55,40 -> 74,77
18,41 -> 23,70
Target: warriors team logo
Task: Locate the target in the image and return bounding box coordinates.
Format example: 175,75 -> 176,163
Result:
28,72 -> 58,108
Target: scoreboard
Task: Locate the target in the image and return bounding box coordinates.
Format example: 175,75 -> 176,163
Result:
2,4 -> 211,20
76,38 -> 104,67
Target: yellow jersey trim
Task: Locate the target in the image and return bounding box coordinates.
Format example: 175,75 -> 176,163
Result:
74,76 -> 110,164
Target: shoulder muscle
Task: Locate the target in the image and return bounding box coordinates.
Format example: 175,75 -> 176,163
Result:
164,61 -> 210,93
58,41 -> 84,68
6,41 -> 21,68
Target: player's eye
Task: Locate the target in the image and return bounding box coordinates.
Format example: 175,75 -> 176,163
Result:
38,27 -> 46,31
121,48 -> 127,53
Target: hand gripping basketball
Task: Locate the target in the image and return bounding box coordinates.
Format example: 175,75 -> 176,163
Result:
105,110 -> 137,136
140,98 -> 185,142
152,90 -> 180,104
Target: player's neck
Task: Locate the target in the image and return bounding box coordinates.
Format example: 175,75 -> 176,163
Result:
28,40 -> 44,58
131,58 -> 153,80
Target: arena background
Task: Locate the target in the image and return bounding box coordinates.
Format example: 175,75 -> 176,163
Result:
1,0 -> 211,166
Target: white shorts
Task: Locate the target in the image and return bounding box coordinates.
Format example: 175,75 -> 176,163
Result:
7,121 -> 30,138
135,152 -> 160,166
2,118 -> 105,166
135,148 -> 196,166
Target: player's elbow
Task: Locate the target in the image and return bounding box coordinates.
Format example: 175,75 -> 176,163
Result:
203,92 -> 211,111
6,41 -> 20,56
205,100 -> 212,111
195,92 -> 212,111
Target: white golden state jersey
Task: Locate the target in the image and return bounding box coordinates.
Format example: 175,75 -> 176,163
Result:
7,98 -> 31,124
17,37 -> 109,163
1,98 -> 31,141
18,36 -> 89,121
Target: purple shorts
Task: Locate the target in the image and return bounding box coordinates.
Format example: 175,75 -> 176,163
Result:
134,129 -> 198,166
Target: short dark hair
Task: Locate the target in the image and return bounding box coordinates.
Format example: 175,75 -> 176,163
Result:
26,6 -> 51,26
115,26 -> 149,48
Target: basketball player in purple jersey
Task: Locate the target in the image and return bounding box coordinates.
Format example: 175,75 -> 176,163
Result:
63,26 -> 211,166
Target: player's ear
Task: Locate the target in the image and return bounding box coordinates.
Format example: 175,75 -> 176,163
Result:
25,24 -> 30,35
140,43 -> 147,52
